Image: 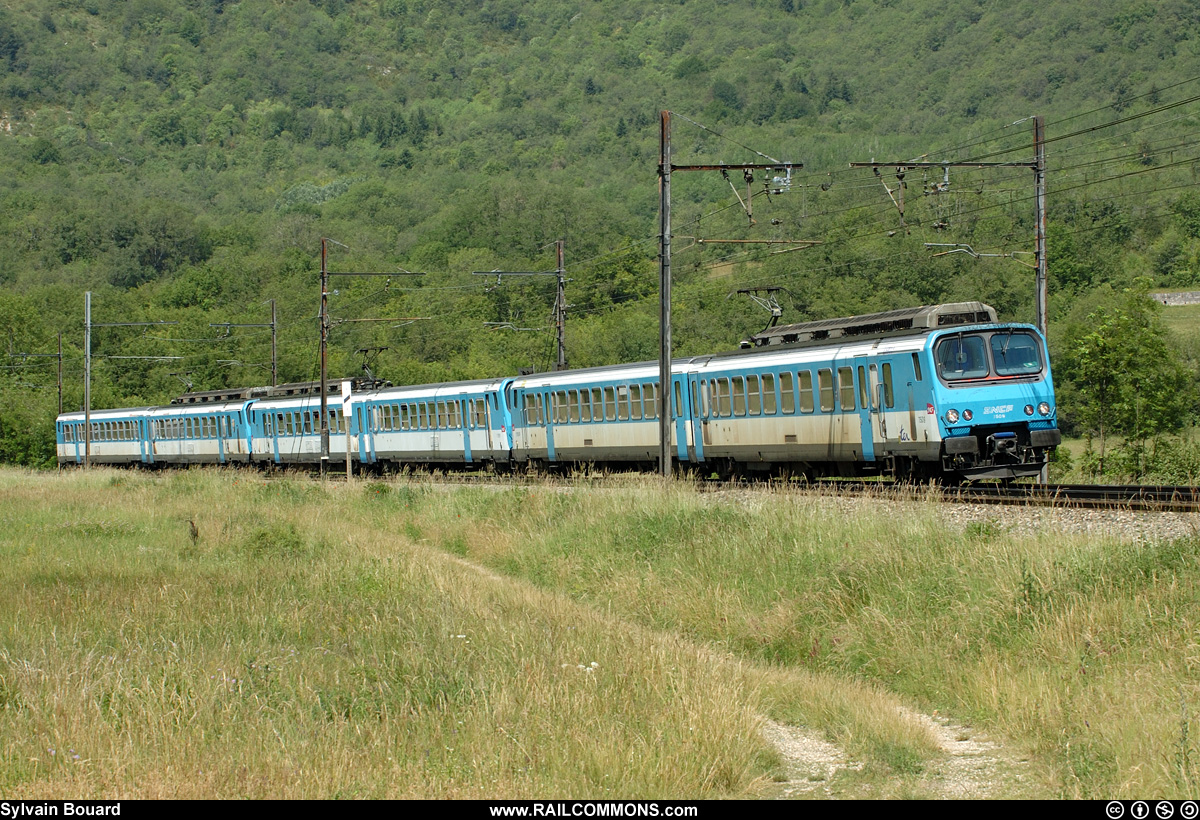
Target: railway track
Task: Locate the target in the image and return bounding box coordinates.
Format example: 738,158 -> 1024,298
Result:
252,467 -> 1200,513
947,482 -> 1200,512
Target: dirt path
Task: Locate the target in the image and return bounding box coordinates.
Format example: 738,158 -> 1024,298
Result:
762,709 -> 1033,799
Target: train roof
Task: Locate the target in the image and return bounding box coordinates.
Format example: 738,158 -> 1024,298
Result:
747,301 -> 998,348
170,377 -> 392,405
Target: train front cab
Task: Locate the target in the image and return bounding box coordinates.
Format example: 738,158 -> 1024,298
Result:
928,324 -> 1061,480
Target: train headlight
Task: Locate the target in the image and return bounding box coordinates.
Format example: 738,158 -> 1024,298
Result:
1038,402 -> 1050,416
962,409 -> 973,421
946,409 -> 959,423
1024,404 -> 1034,416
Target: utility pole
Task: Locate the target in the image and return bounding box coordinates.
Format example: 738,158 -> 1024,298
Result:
658,110 -> 802,477
554,239 -> 567,371
210,299 -> 278,387
1034,115 -> 1048,484
473,238 -> 572,371
271,299 -> 277,387
319,237 -> 425,478
1034,115 -> 1047,337
84,292 -> 90,469
320,238 -> 330,479
659,112 -> 672,478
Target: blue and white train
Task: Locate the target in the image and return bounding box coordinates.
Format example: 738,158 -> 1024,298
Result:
57,302 -> 1061,481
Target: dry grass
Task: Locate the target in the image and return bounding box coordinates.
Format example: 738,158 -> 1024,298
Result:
11,468 -> 1192,798
0,469 -> 942,799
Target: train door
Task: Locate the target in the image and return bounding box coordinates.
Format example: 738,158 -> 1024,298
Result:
483,396 -> 495,455
872,362 -> 890,443
460,397 -> 473,464
670,376 -> 687,463
138,418 -> 150,464
269,410 -> 282,464
854,357 -> 876,463
356,403 -> 375,465
686,370 -> 705,463
542,387 -> 556,461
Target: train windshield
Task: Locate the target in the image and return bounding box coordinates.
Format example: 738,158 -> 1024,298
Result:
936,335 -> 989,381
990,332 -> 1043,376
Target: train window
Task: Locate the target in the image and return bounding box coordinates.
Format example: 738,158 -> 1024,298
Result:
798,372 -> 814,413
912,353 -> 923,381
818,369 -> 834,413
747,375 -> 761,416
838,367 -> 855,411
591,388 -> 603,421
580,390 -> 592,423
882,363 -> 895,407
629,385 -> 642,420
671,381 -> 680,419
990,332 -> 1042,376
284,414 -> 293,436
616,385 -> 630,420
779,373 -> 794,414
304,412 -> 314,435
762,373 -> 776,415
937,335 -> 989,381
858,366 -> 868,410
536,394 -> 545,425
441,402 -> 451,429
476,399 -> 488,428
451,401 -> 460,429
717,378 -> 733,418
647,382 -> 658,420
691,383 -> 699,417
731,377 -> 745,417
525,394 -> 538,425
869,365 -> 879,410
602,387 -> 615,421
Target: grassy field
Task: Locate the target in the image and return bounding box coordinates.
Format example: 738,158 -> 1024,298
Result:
0,468 -> 1196,798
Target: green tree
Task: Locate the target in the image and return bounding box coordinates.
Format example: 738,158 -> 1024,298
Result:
1059,280 -> 1194,476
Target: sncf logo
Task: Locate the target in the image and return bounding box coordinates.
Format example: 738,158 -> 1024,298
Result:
983,405 -> 1013,414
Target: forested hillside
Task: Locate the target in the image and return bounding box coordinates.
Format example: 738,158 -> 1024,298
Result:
3,0 -> 1200,472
